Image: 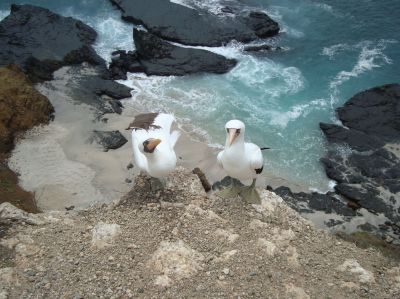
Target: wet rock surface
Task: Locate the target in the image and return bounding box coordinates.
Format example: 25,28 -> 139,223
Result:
0,5 -> 106,82
90,130 -> 128,151
110,0 -> 279,47
109,29 -> 237,77
277,84 -> 400,243
39,66 -> 132,115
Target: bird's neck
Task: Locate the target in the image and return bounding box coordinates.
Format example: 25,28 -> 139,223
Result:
225,138 -> 245,153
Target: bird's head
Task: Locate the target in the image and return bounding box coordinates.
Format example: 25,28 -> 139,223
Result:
140,138 -> 162,154
225,119 -> 245,146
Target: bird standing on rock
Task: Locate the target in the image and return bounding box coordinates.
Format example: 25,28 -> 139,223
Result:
216,120 -> 264,203
130,113 -> 180,190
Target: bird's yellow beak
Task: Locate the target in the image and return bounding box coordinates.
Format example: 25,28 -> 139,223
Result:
228,128 -> 237,146
144,138 -> 161,153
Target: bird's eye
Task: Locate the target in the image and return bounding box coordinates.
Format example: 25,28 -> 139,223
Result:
236,129 -> 241,135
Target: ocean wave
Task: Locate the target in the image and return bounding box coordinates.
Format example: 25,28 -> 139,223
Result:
0,9 -> 9,21
64,6 -> 134,63
268,98 -> 328,128
328,39 -> 396,91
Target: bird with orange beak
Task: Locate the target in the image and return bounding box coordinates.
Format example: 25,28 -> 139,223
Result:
130,113 -> 180,190
216,119 -> 264,203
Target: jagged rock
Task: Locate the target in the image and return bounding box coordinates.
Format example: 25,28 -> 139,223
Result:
109,51 -> 144,80
0,203 -> 43,225
42,66 -> 132,115
110,0 -> 279,46
0,65 -> 54,153
274,186 -> 356,217
90,130 -> 128,151
319,123 -> 384,152
132,29 -> 237,76
91,222 -> 121,249
0,5 -> 106,82
337,84 -> 400,142
148,240 -> 204,287
337,259 -> 375,284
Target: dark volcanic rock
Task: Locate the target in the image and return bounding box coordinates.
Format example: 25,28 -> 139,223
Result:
109,51 -> 144,80
320,84 -> 400,225
0,4 -> 106,82
90,130 -> 128,151
275,84 -> 400,242
110,0 -> 279,46
320,123 -> 384,152
131,29 -> 237,76
337,84 -> 400,142
274,186 -> 356,217
44,66 -> 132,115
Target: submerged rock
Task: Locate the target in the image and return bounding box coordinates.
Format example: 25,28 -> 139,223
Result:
90,130 -> 128,151
110,0 -> 279,46
114,29 -> 237,77
0,4 -> 105,82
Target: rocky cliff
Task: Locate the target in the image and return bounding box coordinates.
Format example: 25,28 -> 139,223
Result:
1,168 -> 399,298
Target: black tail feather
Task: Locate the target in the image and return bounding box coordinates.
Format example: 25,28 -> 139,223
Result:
260,147 -> 270,150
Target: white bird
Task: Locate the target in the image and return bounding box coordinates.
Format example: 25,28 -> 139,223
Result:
130,113 -> 180,189
216,119 -> 264,203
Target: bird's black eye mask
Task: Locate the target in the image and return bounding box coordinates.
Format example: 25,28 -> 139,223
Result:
226,128 -> 241,136
143,140 -> 155,153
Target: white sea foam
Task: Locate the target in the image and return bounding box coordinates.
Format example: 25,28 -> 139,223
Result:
0,9 -> 9,21
329,40 -> 396,91
64,7 -> 134,63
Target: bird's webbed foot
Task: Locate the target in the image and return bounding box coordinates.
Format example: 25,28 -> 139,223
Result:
150,177 -> 166,192
215,177 -> 240,199
239,179 -> 261,204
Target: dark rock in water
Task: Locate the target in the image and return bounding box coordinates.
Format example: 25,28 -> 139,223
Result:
337,84 -> 400,142
319,123 -> 384,152
110,0 -> 279,46
274,84 -> 400,242
109,51 -> 145,80
0,4 -> 106,82
319,84 -> 400,226
90,130 -> 128,151
274,186 -> 356,217
132,29 -> 237,76
49,66 -> 132,115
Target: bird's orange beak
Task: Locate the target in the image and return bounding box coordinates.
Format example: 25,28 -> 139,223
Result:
144,138 -> 161,153
228,128 -> 237,146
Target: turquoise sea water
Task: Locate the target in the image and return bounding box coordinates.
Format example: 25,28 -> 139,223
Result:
1,0 -> 399,190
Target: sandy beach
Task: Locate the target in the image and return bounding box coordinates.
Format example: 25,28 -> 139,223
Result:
6,67 -> 305,211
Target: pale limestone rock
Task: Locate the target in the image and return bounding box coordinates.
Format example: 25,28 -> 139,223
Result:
91,222 -> 121,249
249,219 -> 268,230
0,290 -> 8,299
148,240 -> 204,287
252,190 -> 283,216
183,204 -> 225,222
214,228 -> 239,243
340,281 -> 360,290
285,283 -> 310,299
0,202 -> 43,225
337,259 -> 375,284
215,250 -> 238,262
257,238 -> 276,256
286,246 -> 300,267
0,268 -> 16,286
387,267 -> 400,289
